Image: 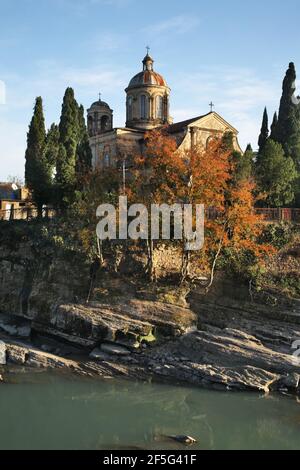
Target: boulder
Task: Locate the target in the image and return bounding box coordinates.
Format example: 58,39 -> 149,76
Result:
31,299 -> 197,348
100,343 -> 131,356
274,373 -> 300,391
0,314 -> 31,338
89,348 -> 109,360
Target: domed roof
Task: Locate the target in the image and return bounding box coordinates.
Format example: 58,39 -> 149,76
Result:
128,71 -> 168,88
127,52 -> 168,89
90,99 -> 111,109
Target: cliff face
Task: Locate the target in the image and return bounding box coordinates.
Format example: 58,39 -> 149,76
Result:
0,236 -> 88,320
0,223 -> 197,347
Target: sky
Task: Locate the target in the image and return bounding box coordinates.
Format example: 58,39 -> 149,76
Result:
0,0 -> 300,181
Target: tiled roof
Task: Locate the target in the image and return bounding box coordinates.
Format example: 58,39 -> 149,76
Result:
167,113 -> 210,134
128,70 -> 168,88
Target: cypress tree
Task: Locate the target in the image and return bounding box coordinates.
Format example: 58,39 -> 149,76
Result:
258,107 -> 269,153
25,97 -> 52,217
270,112 -> 278,141
45,123 -> 60,170
76,104 -> 92,176
276,62 -> 297,147
56,88 -> 79,209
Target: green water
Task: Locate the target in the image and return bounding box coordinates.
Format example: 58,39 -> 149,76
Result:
0,368 -> 300,450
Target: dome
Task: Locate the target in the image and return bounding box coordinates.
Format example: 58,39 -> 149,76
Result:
90,99 -> 111,109
128,71 -> 168,88
127,52 -> 168,89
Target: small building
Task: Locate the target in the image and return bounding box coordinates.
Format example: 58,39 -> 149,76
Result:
0,183 -> 30,220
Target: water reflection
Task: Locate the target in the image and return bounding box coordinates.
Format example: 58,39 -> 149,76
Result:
0,368 -> 299,450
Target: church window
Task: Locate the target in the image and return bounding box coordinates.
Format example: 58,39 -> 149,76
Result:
94,112 -> 99,130
104,153 -> 110,168
140,95 -> 148,119
156,96 -> 163,119
88,116 -> 94,136
128,96 -> 133,121
101,115 -> 109,131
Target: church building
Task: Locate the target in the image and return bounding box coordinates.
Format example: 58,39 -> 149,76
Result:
87,52 -> 242,170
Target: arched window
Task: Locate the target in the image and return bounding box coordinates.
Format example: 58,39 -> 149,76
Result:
156,96 -> 163,119
140,95 -> 148,119
206,135 -> 216,149
88,116 -> 94,136
127,96 -> 133,121
101,115 -> 109,131
104,153 -> 110,168
94,112 -> 99,130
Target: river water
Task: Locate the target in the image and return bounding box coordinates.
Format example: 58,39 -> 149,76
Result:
0,368 -> 299,450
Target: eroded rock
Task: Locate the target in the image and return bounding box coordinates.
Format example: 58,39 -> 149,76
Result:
0,340 -> 6,365
100,343 -> 131,356
0,314 -> 31,338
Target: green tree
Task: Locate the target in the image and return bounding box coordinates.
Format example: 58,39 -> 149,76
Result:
273,63 -> 300,206
25,97 -> 53,217
276,62 -> 297,147
270,112 -> 278,141
258,107 -> 269,153
45,123 -> 60,173
76,104 -> 92,176
56,88 -> 79,209
256,139 -> 297,207
235,144 -> 254,182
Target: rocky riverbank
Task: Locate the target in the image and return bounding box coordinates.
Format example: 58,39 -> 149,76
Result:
1,287 -> 300,394
0,223 -> 300,394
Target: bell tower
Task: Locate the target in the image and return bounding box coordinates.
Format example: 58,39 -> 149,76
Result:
87,95 -> 113,137
125,51 -> 172,130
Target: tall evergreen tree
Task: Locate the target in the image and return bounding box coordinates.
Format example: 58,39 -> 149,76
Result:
276,62 -> 297,147
258,107 -> 269,153
56,88 -> 79,209
45,123 -> 60,171
256,139 -> 297,207
76,104 -> 92,176
240,144 -> 254,180
270,112 -> 278,141
25,97 -> 52,217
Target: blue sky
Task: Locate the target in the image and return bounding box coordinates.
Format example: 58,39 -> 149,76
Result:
0,0 -> 300,181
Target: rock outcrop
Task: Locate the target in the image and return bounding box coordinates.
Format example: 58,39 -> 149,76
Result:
1,225 -> 300,394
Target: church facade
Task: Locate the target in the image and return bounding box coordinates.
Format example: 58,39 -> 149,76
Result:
87,52 -> 242,170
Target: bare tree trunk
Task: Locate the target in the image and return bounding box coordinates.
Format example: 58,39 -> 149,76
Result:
146,239 -> 156,282
205,224 -> 227,291
112,243 -> 124,273
97,237 -> 104,264
180,240 -> 191,284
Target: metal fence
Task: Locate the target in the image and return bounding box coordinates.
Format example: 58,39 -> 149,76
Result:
206,207 -> 300,223
0,206 -> 299,224
0,207 -> 55,221
255,208 -> 300,223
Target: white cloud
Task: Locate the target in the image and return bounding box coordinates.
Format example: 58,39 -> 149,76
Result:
0,80 -> 6,105
88,32 -> 128,51
143,15 -> 200,35
172,65 -> 280,151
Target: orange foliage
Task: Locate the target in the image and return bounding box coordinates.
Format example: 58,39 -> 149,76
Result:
131,129 -> 275,273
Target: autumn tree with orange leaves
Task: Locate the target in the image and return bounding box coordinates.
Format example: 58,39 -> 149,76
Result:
131,129 -> 274,285
130,128 -> 187,280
